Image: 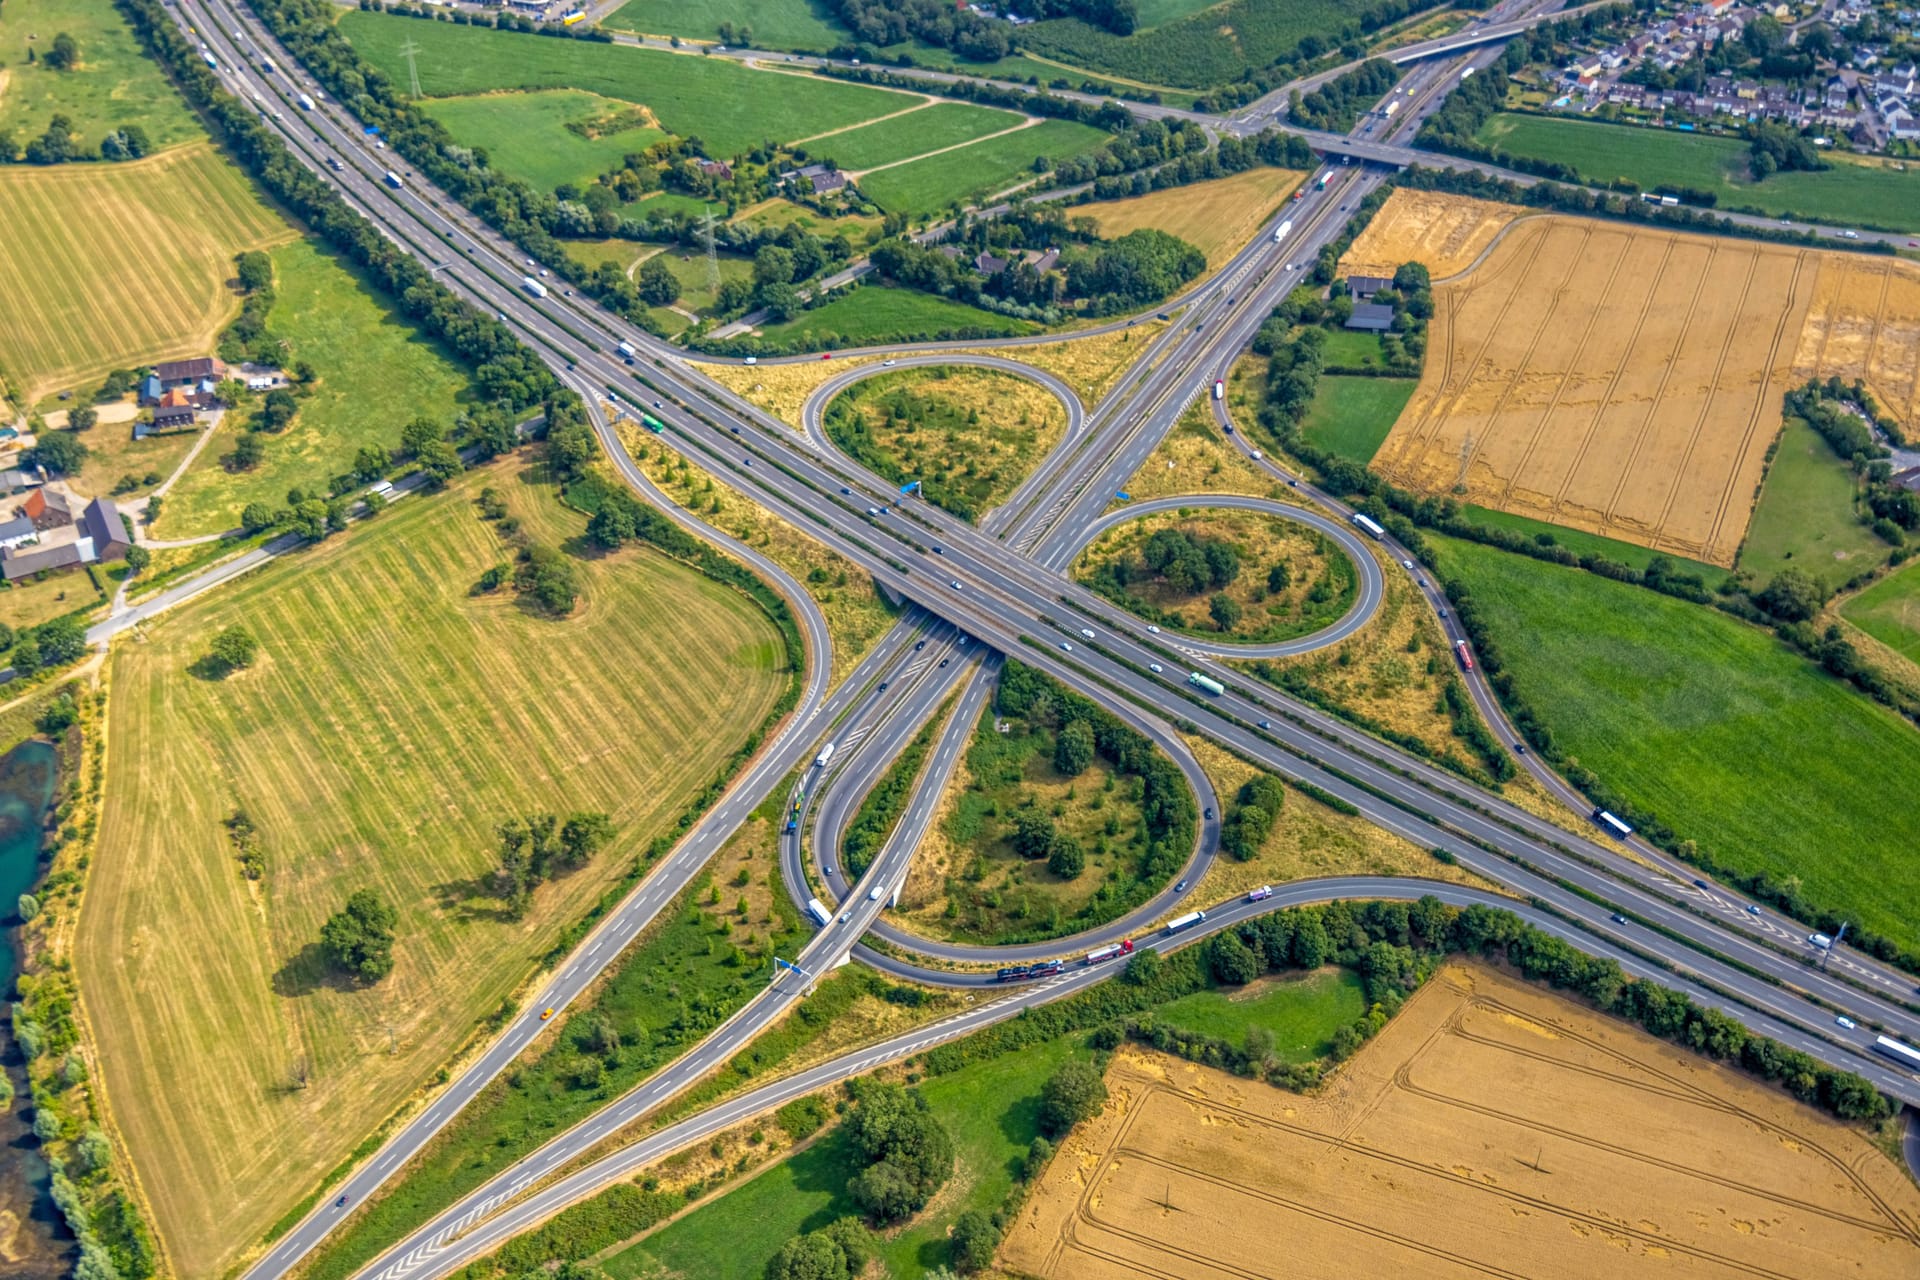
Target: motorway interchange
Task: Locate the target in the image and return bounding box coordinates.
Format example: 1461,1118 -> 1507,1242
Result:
152,4 -> 1920,1277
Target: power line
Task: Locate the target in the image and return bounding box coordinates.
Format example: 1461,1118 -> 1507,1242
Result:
399,39 -> 422,100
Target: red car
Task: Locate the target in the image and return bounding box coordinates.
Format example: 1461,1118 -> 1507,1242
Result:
820,352 -> 833,360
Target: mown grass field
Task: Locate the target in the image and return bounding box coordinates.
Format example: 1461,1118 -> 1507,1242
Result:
155,238 -> 477,538
1149,968 -> 1366,1058
0,0 -> 200,154
855,118 -> 1108,216
748,286 -> 1037,348
423,89 -> 665,192
0,143 -> 291,400
1019,0 -> 1356,89
340,11 -> 915,156
1071,165 -> 1304,268
1843,561 -> 1920,664
79,464 -> 791,1278
1430,533 -> 1920,953
1736,417 -> 1889,584
600,0 -> 847,49
805,101 -> 1021,172
1475,113 -> 1920,231
1299,373 -> 1415,464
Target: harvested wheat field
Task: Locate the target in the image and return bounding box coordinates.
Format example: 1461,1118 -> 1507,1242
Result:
0,143 -> 292,400
1003,962 -> 1920,1280
1338,188 -> 1526,281
1374,215 -> 1920,566
1072,166 -> 1304,268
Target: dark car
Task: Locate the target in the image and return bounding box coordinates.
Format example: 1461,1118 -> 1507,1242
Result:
1610,913 -> 1628,925
939,657 -> 949,668
915,640 -> 926,651
1203,808 -> 1214,821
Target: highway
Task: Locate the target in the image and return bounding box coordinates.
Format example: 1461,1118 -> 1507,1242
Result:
160,5 -> 1920,1277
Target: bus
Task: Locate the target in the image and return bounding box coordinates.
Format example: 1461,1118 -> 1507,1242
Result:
1083,939 -> 1133,965
1165,910 -> 1206,935
640,413 -> 666,433
1188,671 -> 1225,697
1453,640 -> 1474,672
806,898 -> 833,928
1590,809 -> 1634,840
1871,1035 -> 1920,1071
1350,512 -> 1386,540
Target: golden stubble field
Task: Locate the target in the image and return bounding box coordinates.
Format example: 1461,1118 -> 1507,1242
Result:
1371,213 -> 1920,567
1002,962 -> 1920,1279
1338,187 -> 1526,280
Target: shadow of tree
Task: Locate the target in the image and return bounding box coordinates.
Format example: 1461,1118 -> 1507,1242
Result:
272,942 -> 355,998
431,875 -> 518,924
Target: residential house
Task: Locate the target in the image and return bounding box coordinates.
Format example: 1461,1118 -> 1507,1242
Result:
0,495 -> 131,582
1347,275 -> 1392,300
697,159 -> 734,181
974,251 -> 1010,276
1024,247 -> 1060,275
145,403 -> 198,435
809,169 -> 848,195
152,357 -> 223,390
137,374 -> 164,406
21,488 -> 72,533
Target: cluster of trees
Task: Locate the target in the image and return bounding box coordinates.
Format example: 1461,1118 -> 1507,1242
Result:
319,888 -> 399,983
125,0 -> 560,408
5,616 -> 88,679
0,111 -> 151,165
227,809 -> 265,880
997,660 -> 1195,898
1064,228 -> 1205,316
842,721 -> 934,880
1058,126 -> 1318,206
491,812 -> 615,917
1746,119 -> 1825,178
1289,58 -> 1401,132
1010,798 -> 1089,879
763,1219 -> 876,1280
1785,378 -> 1916,544
1084,524 -> 1252,633
844,1080 -> 954,1223
1218,774 -> 1286,861
24,426 -> 88,477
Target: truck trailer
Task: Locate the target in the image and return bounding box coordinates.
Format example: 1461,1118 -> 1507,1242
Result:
383,170 -> 403,189
1165,910 -> 1207,934
1350,512 -> 1386,540
520,275 -> 548,299
1187,671 -> 1225,697
806,898 -> 833,928
814,742 -> 836,769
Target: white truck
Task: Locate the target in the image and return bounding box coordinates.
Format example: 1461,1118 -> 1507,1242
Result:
297,92 -> 316,111
383,170 -> 404,189
1165,910 -> 1207,934
1383,98 -> 1401,118
814,742 -> 835,769
521,275 -> 548,299
617,340 -> 637,360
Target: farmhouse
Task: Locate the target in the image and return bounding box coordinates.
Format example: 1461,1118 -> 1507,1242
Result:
146,403 -> 198,434
0,493 -> 129,581
1348,274 -> 1393,300
152,356 -> 224,391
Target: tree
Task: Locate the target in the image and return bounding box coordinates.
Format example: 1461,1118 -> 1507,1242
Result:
225,431 -> 265,472
124,545 -> 151,575
352,445 -> 391,482
37,693 -> 78,735
25,430 -> 88,475
1053,717 -> 1095,776
44,32 -> 80,71
37,617 -> 86,667
1010,808 -> 1055,859
66,405 -> 97,432
1122,948 -> 1162,986
753,244 -> 796,288
240,501 -> 277,534
1267,561 -> 1291,593
259,387 -> 298,432
415,438 -> 465,489
1039,1059 -> 1108,1136
516,544 -> 581,615
1757,568 -> 1824,622
636,257 -> 681,307
1207,930 -> 1260,985
236,250 -> 274,292
400,416 -> 446,458
558,811 -> 615,868
1046,834 -> 1085,879
18,893 -> 40,922
206,625 -> 259,675
1208,592 -> 1242,633
949,1209 -> 1000,1273
848,1158 -> 921,1224
758,280 -> 801,323
765,1232 -> 847,1280
319,888 -> 398,982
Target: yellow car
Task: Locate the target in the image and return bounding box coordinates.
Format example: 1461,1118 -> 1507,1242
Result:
540,1007 -> 554,1021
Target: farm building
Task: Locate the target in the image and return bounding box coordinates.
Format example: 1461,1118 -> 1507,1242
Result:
0,495 -> 131,581
144,403 -> 200,436
1348,275 -> 1392,300
1346,302 -> 1396,331
152,357 -> 224,390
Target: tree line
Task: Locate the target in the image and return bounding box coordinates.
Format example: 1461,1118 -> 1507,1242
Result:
1288,58 -> 1402,133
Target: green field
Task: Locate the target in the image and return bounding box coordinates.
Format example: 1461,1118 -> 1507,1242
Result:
602,960 -> 1359,1279
155,237 -> 476,538
423,89 -> 665,192
804,101 -> 1022,172
0,142 -> 292,400
1299,374 -> 1415,464
600,0 -> 847,50
746,286 -> 1037,348
1736,417 -> 1889,584
1475,113 -> 1920,232
1018,0 -> 1361,90
340,10 -> 915,156
78,463 -> 792,1277
1842,561 -> 1920,665
1151,968 -> 1367,1059
0,0 -> 200,155
1458,505 -> 1726,581
1316,327 -> 1394,371
1431,533 -> 1920,952
855,118 -> 1108,216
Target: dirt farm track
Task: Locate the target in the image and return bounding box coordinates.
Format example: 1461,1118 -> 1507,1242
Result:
1367,215 -> 1920,566
1000,964 -> 1920,1279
